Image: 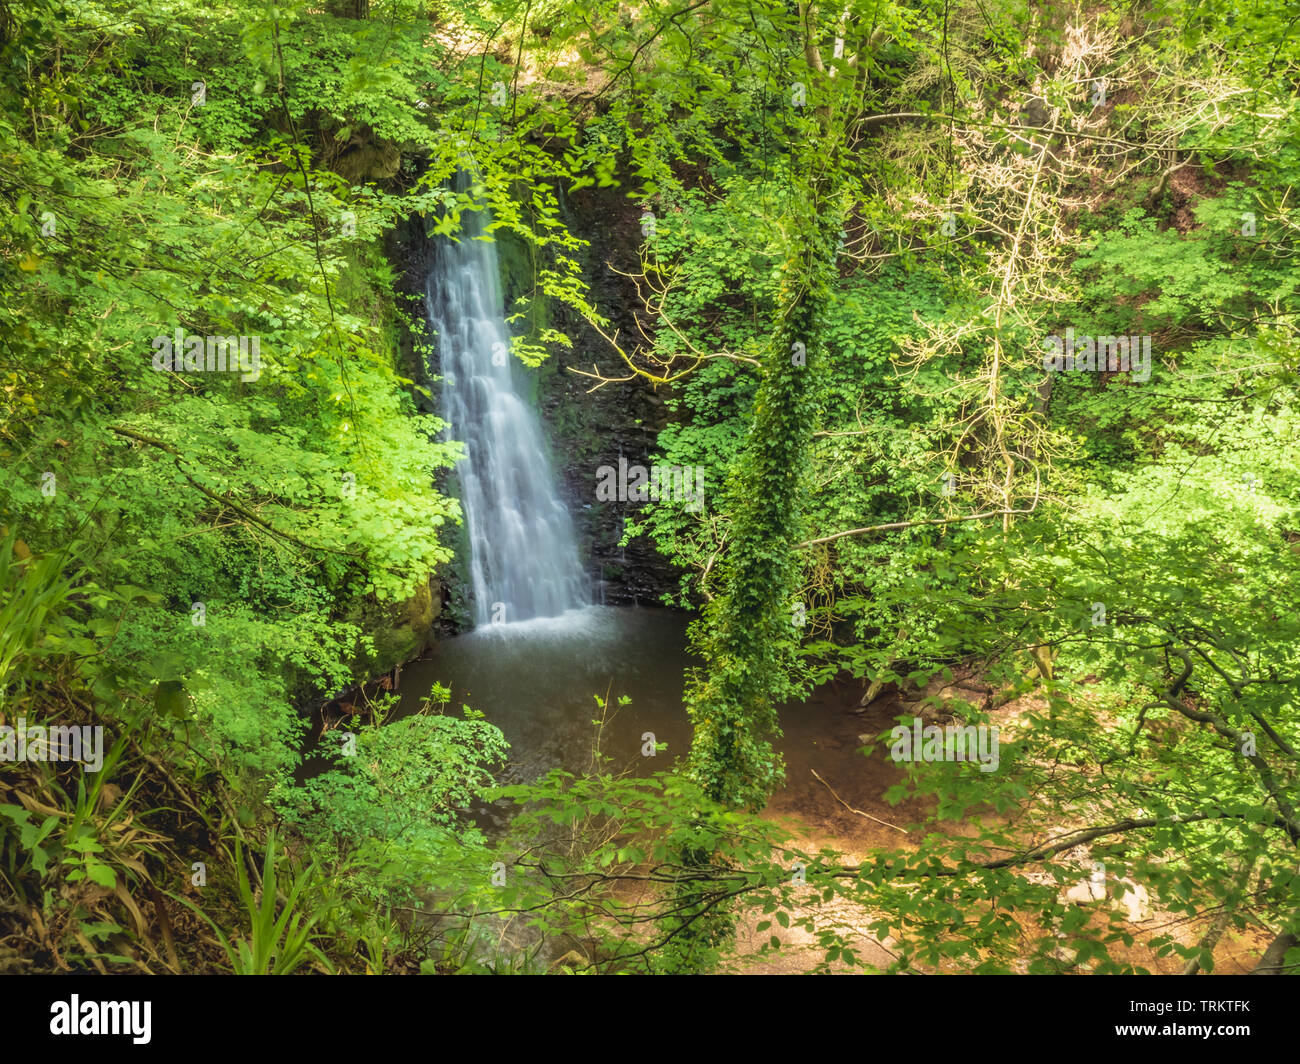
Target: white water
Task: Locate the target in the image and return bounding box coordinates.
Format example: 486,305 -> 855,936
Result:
424,194 -> 587,626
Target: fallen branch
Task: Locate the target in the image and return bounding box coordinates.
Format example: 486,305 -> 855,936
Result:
811,769 -> 909,835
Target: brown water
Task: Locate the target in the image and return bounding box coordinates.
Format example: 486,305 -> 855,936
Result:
396,606 -> 696,828
394,604 -> 923,848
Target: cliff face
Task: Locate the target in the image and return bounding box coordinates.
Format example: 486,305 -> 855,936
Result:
388,181 -> 683,627
520,183 -> 683,609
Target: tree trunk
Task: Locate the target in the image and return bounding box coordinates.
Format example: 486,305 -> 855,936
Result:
1250,930 -> 1298,974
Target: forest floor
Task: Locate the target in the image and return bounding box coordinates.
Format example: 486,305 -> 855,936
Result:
730,679 -> 1272,974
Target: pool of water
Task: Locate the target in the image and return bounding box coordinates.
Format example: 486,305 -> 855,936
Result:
395,606 -> 696,828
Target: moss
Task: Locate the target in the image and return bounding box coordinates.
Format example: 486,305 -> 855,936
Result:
339,576 -> 441,680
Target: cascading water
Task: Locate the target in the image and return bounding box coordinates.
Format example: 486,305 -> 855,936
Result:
424,187 -> 588,626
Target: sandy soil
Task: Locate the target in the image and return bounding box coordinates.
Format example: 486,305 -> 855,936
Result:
727,677 -> 1272,975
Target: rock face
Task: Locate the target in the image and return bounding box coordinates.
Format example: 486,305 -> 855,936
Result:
1058,870 -> 1152,922
1111,877 -> 1153,923
1045,865 -> 1153,967
328,124 -> 402,184
339,577 -> 440,679
518,184 -> 683,607
1062,872 -> 1107,906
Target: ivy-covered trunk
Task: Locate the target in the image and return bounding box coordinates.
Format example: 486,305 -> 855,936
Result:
685,179 -> 842,810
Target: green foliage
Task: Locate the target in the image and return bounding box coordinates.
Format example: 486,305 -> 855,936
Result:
488,767 -> 795,974
173,831 -> 333,975
3,0 -> 1299,976
272,693 -> 508,902
0,529 -> 79,700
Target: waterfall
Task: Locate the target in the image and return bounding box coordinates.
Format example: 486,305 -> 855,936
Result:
424,188 -> 587,626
